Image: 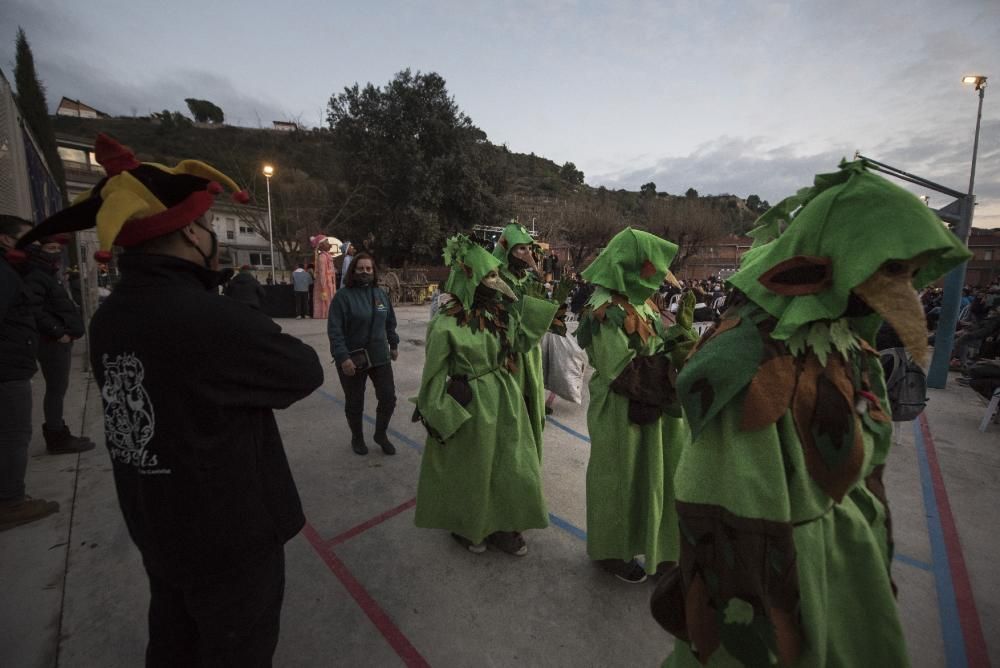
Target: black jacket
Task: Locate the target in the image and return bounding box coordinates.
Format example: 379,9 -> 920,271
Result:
23,255 -> 85,341
0,252 -> 40,381
89,254 -> 323,584
224,271 -> 265,309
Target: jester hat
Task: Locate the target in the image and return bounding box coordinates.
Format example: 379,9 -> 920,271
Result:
492,221 -> 534,265
18,134 -> 249,261
581,227 -> 679,305
730,160 -> 971,341
443,234 -> 502,311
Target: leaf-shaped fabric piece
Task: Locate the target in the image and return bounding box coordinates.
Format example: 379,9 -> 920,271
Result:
741,346 -> 796,432
805,322 -> 832,367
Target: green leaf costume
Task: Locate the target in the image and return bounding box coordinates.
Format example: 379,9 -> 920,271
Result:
493,222 -> 549,461
414,235 -> 558,543
576,228 -> 692,569
654,162 -> 971,667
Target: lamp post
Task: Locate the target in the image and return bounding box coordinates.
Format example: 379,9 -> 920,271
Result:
927,74 -> 987,388
262,164 -> 275,283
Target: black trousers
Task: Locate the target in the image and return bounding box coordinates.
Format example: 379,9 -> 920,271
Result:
36,339 -> 72,429
145,547 -> 285,668
336,362 -> 396,431
294,291 -> 309,318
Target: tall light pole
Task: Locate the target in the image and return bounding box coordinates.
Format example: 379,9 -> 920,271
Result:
927,74 -> 987,388
263,164 -> 275,283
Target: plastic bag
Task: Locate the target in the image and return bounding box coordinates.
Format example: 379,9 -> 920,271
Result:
542,331 -> 586,404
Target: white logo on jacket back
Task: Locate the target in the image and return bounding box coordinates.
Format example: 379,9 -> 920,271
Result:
101,352 -> 169,474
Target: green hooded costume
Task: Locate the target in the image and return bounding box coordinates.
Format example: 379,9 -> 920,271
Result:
655,161 -> 971,667
492,222 -> 550,461
575,227 -> 694,572
414,235 -> 558,544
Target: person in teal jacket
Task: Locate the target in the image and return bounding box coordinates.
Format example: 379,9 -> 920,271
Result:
328,252 -> 400,455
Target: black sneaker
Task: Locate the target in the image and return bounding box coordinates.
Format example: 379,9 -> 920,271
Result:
599,558 -> 648,584
351,436 -> 368,455
374,432 -> 396,455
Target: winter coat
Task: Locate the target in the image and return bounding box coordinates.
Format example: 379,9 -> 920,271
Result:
224,271 -> 265,309
23,256 -> 85,341
0,253 -> 40,381
327,285 -> 398,367
89,253 -> 323,584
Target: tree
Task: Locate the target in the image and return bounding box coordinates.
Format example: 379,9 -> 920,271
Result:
685,187 -> 699,199
640,181 -> 657,197
559,161 -> 585,185
640,197 -> 727,274
154,109 -> 193,134
14,28 -> 66,201
326,69 -> 506,264
746,193 -> 762,211
537,196 -> 625,272
185,98 -> 224,124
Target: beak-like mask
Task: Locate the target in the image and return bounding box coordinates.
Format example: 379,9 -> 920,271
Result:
665,270 -> 682,289
481,270 -> 517,301
510,244 -> 538,274
853,258 -> 929,366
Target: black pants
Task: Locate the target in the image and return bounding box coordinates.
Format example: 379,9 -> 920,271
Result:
294,291 -> 309,318
145,547 -> 285,668
336,362 -> 396,432
37,339 -> 72,429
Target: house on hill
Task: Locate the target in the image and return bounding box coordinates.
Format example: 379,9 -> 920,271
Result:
56,97 -> 110,119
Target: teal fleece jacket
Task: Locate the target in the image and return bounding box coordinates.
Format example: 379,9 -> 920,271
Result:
327,285 -> 398,366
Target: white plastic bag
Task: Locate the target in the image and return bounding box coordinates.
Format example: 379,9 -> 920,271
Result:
542,331 -> 586,404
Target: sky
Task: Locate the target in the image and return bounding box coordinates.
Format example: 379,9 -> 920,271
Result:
3,0 -> 999,227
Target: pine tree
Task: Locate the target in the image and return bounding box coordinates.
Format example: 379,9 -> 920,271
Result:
14,28 -> 67,202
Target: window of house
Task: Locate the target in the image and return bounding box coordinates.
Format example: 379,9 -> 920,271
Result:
249,253 -> 272,266
240,226 -> 254,235
986,250 -> 994,261
58,147 -> 87,164
226,230 -> 235,240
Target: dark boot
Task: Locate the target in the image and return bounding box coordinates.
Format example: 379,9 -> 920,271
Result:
43,424 -> 95,455
374,408 -> 396,455
346,413 -> 367,455
0,496 -> 59,532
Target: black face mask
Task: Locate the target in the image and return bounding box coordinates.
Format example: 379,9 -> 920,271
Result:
508,255 -> 530,277
354,273 -> 374,287
474,283 -> 499,305
192,222 -> 218,270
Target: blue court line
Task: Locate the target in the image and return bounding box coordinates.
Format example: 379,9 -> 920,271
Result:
894,552 -> 933,572
314,388 -> 592,542
913,421 -> 966,668
546,415 -> 591,443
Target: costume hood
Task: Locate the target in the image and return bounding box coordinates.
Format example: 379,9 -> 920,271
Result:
492,222 -> 535,267
581,227 -> 679,305
730,160 -> 971,341
443,234 -> 503,310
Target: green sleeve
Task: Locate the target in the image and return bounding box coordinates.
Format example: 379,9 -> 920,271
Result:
416,318 -> 472,441
512,296 -> 558,353
675,399 -> 792,523
586,319 -> 635,380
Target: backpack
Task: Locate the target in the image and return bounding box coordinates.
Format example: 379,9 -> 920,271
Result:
879,347 -> 927,422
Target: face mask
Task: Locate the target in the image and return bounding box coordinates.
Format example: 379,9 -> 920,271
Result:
192,222 -> 218,270
354,273 -> 374,287
480,270 -> 517,301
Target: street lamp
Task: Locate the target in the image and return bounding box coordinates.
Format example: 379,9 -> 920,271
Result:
927,74 -> 988,387
262,164 -> 275,283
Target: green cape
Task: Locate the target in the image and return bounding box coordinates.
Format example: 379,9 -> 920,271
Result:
731,160 -> 971,340
443,235 -> 501,311
581,227 -> 679,305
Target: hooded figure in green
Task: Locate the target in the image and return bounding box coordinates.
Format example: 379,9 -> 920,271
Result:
575,227 -> 695,584
654,161 -> 971,667
492,222 -> 549,460
414,235 -> 558,555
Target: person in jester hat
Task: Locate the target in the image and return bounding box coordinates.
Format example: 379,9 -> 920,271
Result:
652,160 -> 971,667
414,234 -> 559,555
18,134 -> 323,666
575,227 -> 695,584
492,221 -> 570,460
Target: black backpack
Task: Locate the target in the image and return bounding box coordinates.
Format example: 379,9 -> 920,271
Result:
879,347 -> 927,422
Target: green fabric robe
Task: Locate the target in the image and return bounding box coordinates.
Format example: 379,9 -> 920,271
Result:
664,306 -> 906,667
499,266 -> 547,462
578,290 -> 686,568
414,295 -> 558,544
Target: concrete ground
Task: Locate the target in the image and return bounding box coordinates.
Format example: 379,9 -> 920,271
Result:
1,304 -> 997,667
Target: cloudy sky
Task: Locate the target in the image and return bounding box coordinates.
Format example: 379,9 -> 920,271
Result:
3,0 -> 998,226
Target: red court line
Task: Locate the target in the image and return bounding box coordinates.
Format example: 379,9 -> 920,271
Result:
302,521 -> 430,668
326,498 -> 417,548
919,413 -> 989,667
